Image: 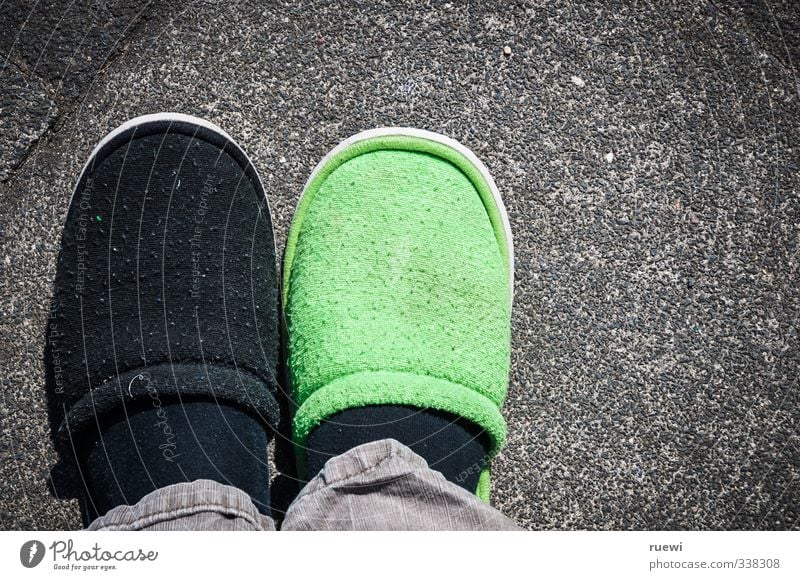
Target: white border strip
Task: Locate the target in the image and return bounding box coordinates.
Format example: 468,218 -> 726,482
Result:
3,531 -> 798,579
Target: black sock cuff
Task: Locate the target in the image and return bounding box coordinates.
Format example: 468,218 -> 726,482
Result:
52,363 -> 279,500
305,405 -> 490,493
80,400 -> 271,522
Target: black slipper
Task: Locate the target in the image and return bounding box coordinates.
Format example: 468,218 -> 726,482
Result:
44,113 -> 281,516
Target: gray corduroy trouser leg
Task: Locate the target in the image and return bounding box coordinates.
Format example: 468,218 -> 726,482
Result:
88,439 -> 520,531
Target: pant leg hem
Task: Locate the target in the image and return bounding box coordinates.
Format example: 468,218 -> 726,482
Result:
88,479 -> 272,531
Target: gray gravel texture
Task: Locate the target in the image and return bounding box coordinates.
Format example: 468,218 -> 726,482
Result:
0,64 -> 56,181
1,0 -> 799,530
0,0 -> 160,181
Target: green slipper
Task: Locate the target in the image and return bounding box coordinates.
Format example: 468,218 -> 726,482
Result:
283,128 -> 514,500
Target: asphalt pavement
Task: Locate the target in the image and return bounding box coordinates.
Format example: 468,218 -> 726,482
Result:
1,0 -> 798,530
